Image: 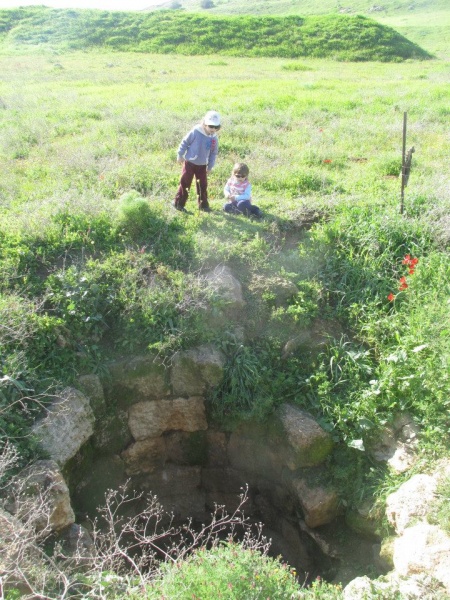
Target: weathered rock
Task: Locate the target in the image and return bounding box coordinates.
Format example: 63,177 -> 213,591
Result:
344,572 -> 446,600
92,408 -> 132,454
343,575 -> 380,599
32,387 -> 95,466
378,536 -> 395,570
368,413 -> 419,473
57,523 -> 95,559
171,345 -> 225,396
291,477 -> 341,528
128,397 -> 207,441
345,499 -> 381,539
76,373 -> 105,414
7,460 -> 75,533
0,507 -> 35,595
394,522 -> 450,593
121,437 -> 166,475
386,474 -> 437,534
277,404 -> 334,468
107,354 -> 170,406
204,265 -> 245,314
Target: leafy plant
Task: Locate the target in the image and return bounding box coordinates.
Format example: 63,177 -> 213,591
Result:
147,541 -> 302,599
210,338 -> 263,420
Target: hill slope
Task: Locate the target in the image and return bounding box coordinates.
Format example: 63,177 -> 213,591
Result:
0,7 -> 431,61
150,0 -> 450,58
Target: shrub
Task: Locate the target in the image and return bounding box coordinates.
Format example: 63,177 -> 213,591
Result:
147,541 -> 301,599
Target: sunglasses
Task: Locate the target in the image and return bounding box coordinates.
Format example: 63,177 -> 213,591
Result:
207,124 -> 220,130
234,174 -> 245,178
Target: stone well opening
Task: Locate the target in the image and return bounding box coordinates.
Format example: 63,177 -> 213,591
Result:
63,347 -> 383,587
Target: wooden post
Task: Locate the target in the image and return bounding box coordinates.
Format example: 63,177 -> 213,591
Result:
400,112 -> 407,215
400,112 -> 415,215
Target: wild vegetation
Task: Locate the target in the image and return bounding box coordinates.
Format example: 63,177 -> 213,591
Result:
0,3 -> 449,598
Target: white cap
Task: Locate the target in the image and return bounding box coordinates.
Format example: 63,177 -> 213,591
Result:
204,110 -> 221,126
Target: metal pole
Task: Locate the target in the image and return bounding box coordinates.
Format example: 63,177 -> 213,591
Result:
400,112 -> 407,215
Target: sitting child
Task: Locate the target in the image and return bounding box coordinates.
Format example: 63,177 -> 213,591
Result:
223,163 -> 261,217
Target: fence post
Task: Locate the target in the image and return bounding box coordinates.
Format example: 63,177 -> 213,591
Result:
400,112 -> 415,215
400,112 -> 407,215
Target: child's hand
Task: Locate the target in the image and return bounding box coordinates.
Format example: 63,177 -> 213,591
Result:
177,157 -> 184,163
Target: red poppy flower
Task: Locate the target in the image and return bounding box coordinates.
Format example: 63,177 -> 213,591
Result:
398,276 -> 408,291
388,293 -> 395,301
402,254 -> 411,265
323,159 -> 332,163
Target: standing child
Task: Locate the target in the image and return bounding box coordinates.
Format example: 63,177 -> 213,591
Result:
223,163 -> 261,217
173,110 -> 221,213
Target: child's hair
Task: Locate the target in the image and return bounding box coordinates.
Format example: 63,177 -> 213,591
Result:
232,162 -> 249,178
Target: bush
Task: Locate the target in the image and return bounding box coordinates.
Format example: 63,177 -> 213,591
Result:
147,541 -> 301,599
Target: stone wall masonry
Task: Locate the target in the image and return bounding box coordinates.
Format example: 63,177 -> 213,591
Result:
31,345 -> 338,542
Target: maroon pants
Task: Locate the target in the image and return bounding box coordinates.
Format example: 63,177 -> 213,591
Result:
174,161 -> 209,209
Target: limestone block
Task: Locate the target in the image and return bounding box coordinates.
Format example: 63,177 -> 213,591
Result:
386,474 -> 437,534
93,408 -> 132,455
128,397 -> 207,441
368,413 -> 420,473
291,477 -> 340,528
171,345 -> 225,396
32,387 -> 94,466
204,265 -> 245,311
107,354 -> 170,405
277,404 -> 334,468
76,373 -> 105,414
394,523 -> 450,592
121,437 -> 166,475
8,460 -> 75,533
344,576 -> 378,599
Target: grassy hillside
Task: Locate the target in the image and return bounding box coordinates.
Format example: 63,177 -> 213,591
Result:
156,0 -> 450,58
0,7 -> 431,61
